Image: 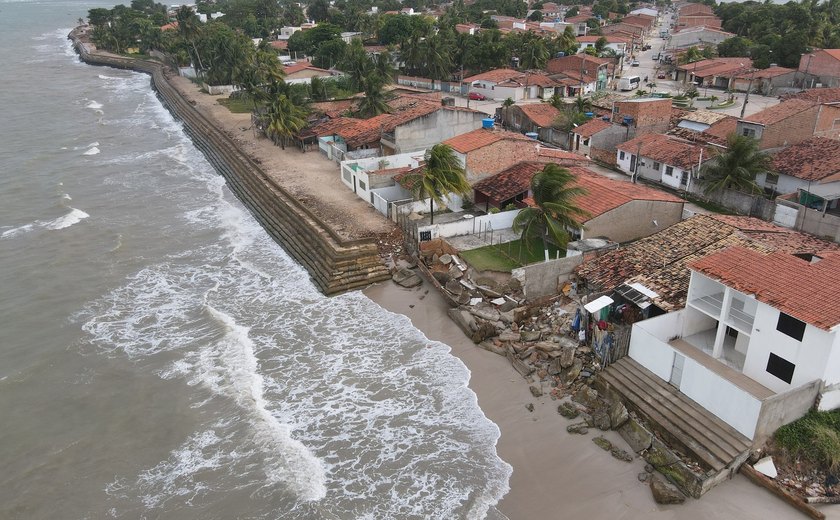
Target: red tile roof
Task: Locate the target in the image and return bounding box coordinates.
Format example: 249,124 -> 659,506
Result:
691,246 -> 840,330
537,147 -> 590,162
473,164 -> 681,216
771,137 -> 840,182
781,88 -> 840,104
518,103 -> 561,127
464,68 -> 523,83
743,99 -> 817,126
283,61 -> 330,75
573,117 -> 613,137
442,127 -> 531,154
576,214 -> 840,311
616,133 -> 704,170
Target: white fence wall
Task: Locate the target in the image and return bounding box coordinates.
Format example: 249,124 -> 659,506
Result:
417,209 -> 520,240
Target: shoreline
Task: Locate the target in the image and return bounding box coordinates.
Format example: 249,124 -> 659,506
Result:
66,28 -> 833,519
364,279 -> 828,519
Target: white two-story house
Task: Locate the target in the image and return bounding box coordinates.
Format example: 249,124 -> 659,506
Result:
616,133 -> 706,191
627,246 -> 840,442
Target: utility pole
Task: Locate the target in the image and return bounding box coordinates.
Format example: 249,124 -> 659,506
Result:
740,68 -> 755,119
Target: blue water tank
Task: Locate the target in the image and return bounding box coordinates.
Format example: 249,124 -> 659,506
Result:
584,112 -> 594,118
622,115 -> 634,125
525,132 -> 539,139
482,118 -> 494,129
601,116 -> 610,121
555,51 -> 565,58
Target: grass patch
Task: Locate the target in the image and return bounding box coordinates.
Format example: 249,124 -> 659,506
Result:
460,238 -> 564,272
775,410 -> 840,471
218,95 -> 260,114
708,100 -> 737,109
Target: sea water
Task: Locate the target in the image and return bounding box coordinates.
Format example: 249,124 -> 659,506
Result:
0,2 -> 511,518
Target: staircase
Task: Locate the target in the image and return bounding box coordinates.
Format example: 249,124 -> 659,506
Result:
597,357 -> 751,478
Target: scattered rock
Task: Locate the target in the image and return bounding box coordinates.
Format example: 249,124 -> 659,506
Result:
609,401 -> 630,430
649,475 -> 686,505
520,330 -> 541,342
392,267 -> 422,288
498,331 -> 519,342
593,436 -> 613,451
559,346 -> 576,369
618,419 -> 653,453
445,279 -> 463,296
439,254 -> 452,265
477,340 -> 507,357
638,472 -> 650,482
557,402 -> 580,419
567,422 -> 589,435
526,403 -> 535,412
470,304 -> 501,322
447,308 -> 478,335
529,385 -> 543,397
592,409 -> 611,431
645,464 -> 654,474
572,386 -> 601,409
611,446 -> 634,462
558,358 -> 583,386
432,271 -> 450,285
448,264 -> 463,279
507,351 -> 535,378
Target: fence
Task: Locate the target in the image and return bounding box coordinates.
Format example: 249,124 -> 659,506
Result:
416,209 -> 520,241
511,255 -> 583,300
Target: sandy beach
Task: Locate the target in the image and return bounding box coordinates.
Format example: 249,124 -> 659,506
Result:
155,65 -> 835,519
365,279 -> 835,519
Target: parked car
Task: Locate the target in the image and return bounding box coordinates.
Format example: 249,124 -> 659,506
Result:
631,60 -> 640,67
657,72 -> 667,79
468,92 -> 486,100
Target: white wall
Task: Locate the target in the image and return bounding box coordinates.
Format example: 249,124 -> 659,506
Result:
630,311 -> 764,439
616,149 -> 634,175
755,172 -> 806,195
660,164 -> 688,189
417,208 -> 520,240
742,301 -> 839,393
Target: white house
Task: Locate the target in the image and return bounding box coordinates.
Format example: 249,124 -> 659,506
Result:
756,137 -> 840,196
628,7 -> 659,21
616,133 -> 706,191
575,35 -> 628,58
340,151 -> 425,216
628,246 -> 840,441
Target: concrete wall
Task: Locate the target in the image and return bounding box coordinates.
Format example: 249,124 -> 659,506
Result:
511,254 -> 583,300
417,209 -> 520,240
755,172 -> 806,196
793,205 -> 840,242
394,110 -> 485,154
687,182 -> 776,220
798,51 -> 840,88
742,300 -> 839,393
754,380 -> 820,443
583,200 -> 684,243
754,104 -> 821,150
631,312 -> 764,439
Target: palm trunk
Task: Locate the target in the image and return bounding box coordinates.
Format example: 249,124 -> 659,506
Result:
542,230 -> 549,262
430,198 -> 434,225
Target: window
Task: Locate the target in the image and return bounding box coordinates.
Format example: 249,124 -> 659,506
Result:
620,151 -> 625,160
766,353 -> 795,384
653,162 -> 661,170
776,312 -> 806,341
358,179 -> 366,190
742,127 -> 756,138
765,172 -> 779,185
665,166 -> 674,176
343,169 -> 351,182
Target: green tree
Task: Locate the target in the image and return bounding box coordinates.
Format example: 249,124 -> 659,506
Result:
512,164 -> 588,261
176,5 -> 204,71
265,94 -> 308,149
699,133 -> 772,196
405,144 -> 471,224
423,33 -> 454,88
355,74 -> 392,117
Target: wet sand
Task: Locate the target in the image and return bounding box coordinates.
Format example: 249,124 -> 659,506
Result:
365,279 -> 835,519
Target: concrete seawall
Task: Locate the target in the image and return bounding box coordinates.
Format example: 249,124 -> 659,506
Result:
69,30 -> 390,295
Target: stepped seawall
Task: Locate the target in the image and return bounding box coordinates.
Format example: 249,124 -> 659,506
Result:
69,29 -> 390,295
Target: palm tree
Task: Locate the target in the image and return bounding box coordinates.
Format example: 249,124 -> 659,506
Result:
513,164 -> 589,262
405,144 -> 471,224
264,95 -> 307,149
355,74 -> 391,118
423,33 -> 453,90
175,5 -> 204,72
700,133 -> 772,195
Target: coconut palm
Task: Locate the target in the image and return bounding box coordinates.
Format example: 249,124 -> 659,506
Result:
265,95 -> 307,149
422,33 -> 453,89
405,144 -> 471,224
700,133 -> 772,195
175,5 -> 204,72
355,74 -> 391,118
513,164 -> 589,262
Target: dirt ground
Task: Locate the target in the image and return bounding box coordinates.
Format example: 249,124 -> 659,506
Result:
168,75 -> 397,242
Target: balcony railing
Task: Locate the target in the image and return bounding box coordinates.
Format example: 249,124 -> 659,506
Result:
688,292 -> 724,318
727,306 -> 755,335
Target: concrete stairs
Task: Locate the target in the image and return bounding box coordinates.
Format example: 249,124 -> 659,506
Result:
597,357 -> 751,486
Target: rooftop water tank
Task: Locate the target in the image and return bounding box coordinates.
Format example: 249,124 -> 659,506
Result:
482,118 -> 494,129
525,132 -> 539,139
601,116 -> 610,121
584,112 -> 594,118
622,115 -> 634,125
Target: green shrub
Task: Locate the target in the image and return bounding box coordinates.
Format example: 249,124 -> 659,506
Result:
489,207 -> 500,214
775,410 -> 840,471
503,203 -> 517,211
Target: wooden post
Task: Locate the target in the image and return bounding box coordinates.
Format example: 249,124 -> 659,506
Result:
739,464 -> 825,520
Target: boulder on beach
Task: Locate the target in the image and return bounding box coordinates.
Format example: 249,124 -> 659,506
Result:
649,475 -> 686,504
392,267 -> 422,288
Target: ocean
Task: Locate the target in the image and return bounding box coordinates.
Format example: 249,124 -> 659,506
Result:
0,2 -> 511,518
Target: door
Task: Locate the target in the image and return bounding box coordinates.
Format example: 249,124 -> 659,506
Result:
629,154 -> 637,172
669,353 -> 685,388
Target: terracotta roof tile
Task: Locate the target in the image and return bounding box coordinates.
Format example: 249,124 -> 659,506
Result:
576,214 -> 840,311
743,99 -> 817,126
690,246 -> 840,330
442,127 -> 531,154
616,134 -> 704,170
771,137 -> 840,182
573,117 -> 612,137
781,88 -> 840,104
464,68 -> 523,83
518,103 -> 561,127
